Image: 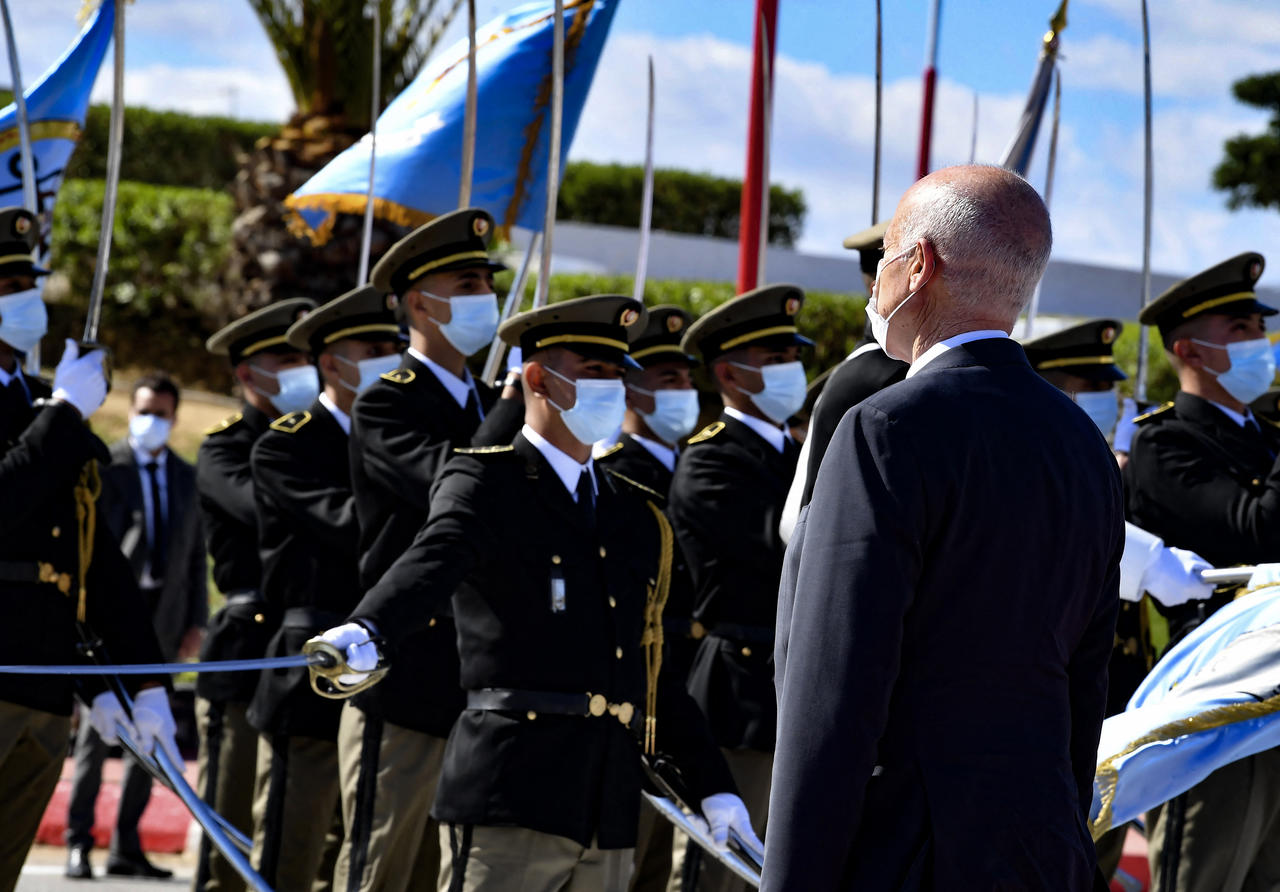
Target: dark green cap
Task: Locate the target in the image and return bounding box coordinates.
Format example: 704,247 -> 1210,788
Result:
206,298 -> 317,364
286,285 -> 400,354
1140,252 -> 1276,337
500,294 -> 646,369
370,207 -> 506,298
1023,318 -> 1127,382
681,284 -> 812,363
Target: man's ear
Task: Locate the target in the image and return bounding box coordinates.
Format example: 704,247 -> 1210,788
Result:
711,359 -> 735,391
524,360 -> 548,398
233,363 -> 252,386
1171,337 -> 1199,368
908,239 -> 935,293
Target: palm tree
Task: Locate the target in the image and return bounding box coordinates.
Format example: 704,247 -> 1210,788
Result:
221,0 -> 461,316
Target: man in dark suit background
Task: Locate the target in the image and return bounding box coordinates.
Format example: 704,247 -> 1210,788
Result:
65,372 -> 207,880
765,165 -> 1123,890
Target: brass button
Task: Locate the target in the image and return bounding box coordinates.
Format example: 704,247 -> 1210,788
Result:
428,617 -> 438,627
254,613 -> 265,624
615,646 -> 623,659
526,710 -> 537,720
50,526 -> 61,538
617,702 -> 635,725
551,555 -> 562,565
608,596 -> 617,608
599,546 -> 607,558
690,621 -> 707,640
741,646 -> 753,657
588,693 -> 608,717
1254,478 -> 1262,486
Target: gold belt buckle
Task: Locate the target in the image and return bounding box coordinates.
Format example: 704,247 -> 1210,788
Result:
38,563 -> 71,594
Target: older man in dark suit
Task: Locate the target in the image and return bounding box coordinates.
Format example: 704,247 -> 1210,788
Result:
65,371 -> 207,880
764,165 -> 1123,891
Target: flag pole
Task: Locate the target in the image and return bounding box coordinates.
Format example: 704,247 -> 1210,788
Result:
1,0 -> 41,373
83,0 -> 124,348
481,233 -> 539,385
1020,68 -> 1060,339
633,56 -> 655,303
357,1 -> 381,284
915,0 -> 941,180
736,0 -> 779,293
871,0 -> 882,225
533,0 -> 564,310
1134,0 -> 1154,404
458,0 -> 477,208
968,91 -> 979,163
755,10 -> 773,287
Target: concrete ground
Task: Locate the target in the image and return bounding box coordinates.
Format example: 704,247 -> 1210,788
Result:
18,844 -> 194,890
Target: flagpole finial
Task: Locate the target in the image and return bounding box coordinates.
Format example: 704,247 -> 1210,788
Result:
1046,0 -> 1068,43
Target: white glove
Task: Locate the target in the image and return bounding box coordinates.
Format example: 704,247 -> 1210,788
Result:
319,622 -> 379,684
52,338 -> 107,419
132,687 -> 184,771
700,792 -> 763,853
1246,563 -> 1280,591
1113,397 -> 1140,454
1142,546 -> 1214,607
89,691 -> 135,745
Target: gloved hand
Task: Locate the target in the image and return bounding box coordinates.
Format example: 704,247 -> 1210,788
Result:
133,687 -> 184,771
51,338 -> 108,419
1246,563 -> 1280,591
89,691 -> 135,745
318,622 -> 380,684
1141,544 -> 1214,607
700,792 -> 763,853
1113,397 -> 1140,454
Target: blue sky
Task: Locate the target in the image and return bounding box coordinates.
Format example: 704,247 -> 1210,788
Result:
10,0 -> 1280,291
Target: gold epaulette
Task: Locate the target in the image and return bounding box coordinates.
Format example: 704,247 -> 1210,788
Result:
380,368 -> 415,384
596,441 -> 624,459
687,421 -> 724,444
603,468 -> 663,500
269,411 -> 312,433
454,444 -> 515,455
203,412 -> 243,436
1134,401 -> 1174,426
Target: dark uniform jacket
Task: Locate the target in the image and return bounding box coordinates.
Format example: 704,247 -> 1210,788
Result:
351,434 -> 735,849
765,338 -> 1123,891
0,387 -> 165,714
195,404 -> 275,704
101,439 -> 208,661
1125,391 -> 1280,644
348,352 -> 520,737
247,400 -> 359,740
667,412 -> 799,752
801,339 -> 908,506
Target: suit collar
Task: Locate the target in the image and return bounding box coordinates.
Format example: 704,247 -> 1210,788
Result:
241,402 -> 272,434
514,432 -> 597,537
911,335 -> 1028,375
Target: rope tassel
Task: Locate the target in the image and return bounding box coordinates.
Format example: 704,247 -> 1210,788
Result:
642,500 -> 673,755
73,459 -> 101,623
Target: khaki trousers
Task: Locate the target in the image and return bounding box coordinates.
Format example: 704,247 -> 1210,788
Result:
0,700 -> 69,892
334,703 -> 447,892
194,699 -> 259,892
667,748 -> 770,892
251,732 -> 343,892
1148,749 -> 1280,892
629,797 -> 674,892
438,824 -> 632,892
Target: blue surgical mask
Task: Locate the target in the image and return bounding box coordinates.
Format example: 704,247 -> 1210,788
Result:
545,365 -> 627,446
867,244 -> 925,361
336,353 -> 400,396
730,360 -> 807,424
629,385 -> 700,445
0,288 -> 47,353
425,292 -> 499,356
1072,390 -> 1119,438
251,363 -> 320,416
129,413 -> 172,453
1192,337 -> 1276,405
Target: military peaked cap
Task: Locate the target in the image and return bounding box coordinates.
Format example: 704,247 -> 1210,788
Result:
1023,318 -> 1127,382
628,305 -> 697,368
842,220 -> 889,277
206,298 -> 317,364
500,294 -> 646,369
286,284 -> 400,354
0,207 -> 48,279
370,207 -> 506,297
681,284 -> 812,363
1140,252 -> 1276,336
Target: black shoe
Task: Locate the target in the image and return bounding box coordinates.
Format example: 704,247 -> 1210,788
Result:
64,845 -> 93,879
104,854 -> 173,880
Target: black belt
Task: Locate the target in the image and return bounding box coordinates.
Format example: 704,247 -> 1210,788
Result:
708,623 -> 774,646
466,688 -> 642,731
281,606 -> 343,630
0,560 -> 72,593
663,617 -> 707,640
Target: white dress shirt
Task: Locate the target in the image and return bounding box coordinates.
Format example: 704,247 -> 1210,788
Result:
0,362 -> 30,402
630,433 -> 678,472
906,330 -> 1010,378
319,392 -> 351,435
1207,400 -> 1256,429
523,424 -> 596,500
409,346 -> 484,418
725,406 -> 788,453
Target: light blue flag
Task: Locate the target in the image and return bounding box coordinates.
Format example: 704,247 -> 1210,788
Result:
1090,582 -> 1280,838
286,0 -> 619,245
0,0 -> 114,256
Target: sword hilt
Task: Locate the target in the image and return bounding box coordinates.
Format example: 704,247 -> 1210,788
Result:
302,638 -> 388,700
75,340 -> 112,391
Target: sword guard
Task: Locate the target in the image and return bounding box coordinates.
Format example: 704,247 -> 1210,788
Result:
302,638 -> 388,700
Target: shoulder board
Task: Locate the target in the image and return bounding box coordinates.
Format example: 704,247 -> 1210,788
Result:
603,468 -> 663,500
203,411 -> 243,436
1260,415 -> 1280,431
269,410 -> 312,433
687,421 -> 725,445
596,441 -> 624,459
380,368 -> 416,385
1134,401 -> 1175,426
454,444 -> 515,456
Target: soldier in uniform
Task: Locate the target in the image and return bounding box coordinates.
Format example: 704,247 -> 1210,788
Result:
594,306 -> 701,892
0,206 -> 177,889
779,222 -> 906,542
317,295 -> 757,892
246,286 -> 401,891
194,298 -> 316,892
1125,253 -> 1280,892
337,209 -> 520,892
666,285 -> 809,892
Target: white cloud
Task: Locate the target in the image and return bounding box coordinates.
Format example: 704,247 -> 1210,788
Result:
89,64 -> 293,122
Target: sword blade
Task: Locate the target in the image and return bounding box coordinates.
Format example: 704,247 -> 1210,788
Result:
84,0 -> 125,343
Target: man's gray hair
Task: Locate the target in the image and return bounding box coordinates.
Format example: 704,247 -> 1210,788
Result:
894,166 -> 1052,317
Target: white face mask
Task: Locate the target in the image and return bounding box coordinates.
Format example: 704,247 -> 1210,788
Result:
424,291 -> 500,356
730,360 -> 807,425
0,288 -> 47,353
1072,390 -> 1119,438
628,385 -> 700,445
336,353 -> 401,396
1192,337 -> 1277,405
867,243 -> 926,361
545,365 -> 627,446
129,413 -> 172,453
251,363 -> 320,416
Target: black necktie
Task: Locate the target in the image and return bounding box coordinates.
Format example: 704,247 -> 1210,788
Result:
1246,417 -> 1263,437
576,468 -> 595,527
464,387 -> 480,422
4,375 -> 28,407
145,461 -> 168,579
